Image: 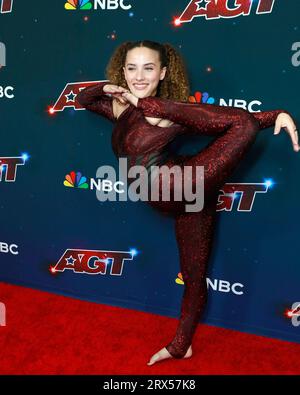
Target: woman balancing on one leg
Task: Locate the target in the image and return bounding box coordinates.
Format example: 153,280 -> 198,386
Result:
76,40 -> 299,366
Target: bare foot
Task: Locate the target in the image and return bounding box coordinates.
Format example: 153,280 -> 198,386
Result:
147,345 -> 192,366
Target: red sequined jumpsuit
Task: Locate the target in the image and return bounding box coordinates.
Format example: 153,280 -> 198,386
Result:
77,81 -> 291,358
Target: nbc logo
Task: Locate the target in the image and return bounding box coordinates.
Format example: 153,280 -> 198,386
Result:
64,0 -> 132,11
187,87 -> 269,113
189,91 -> 215,104
63,169 -> 126,194
0,0 -> 13,13
175,273 -> 244,295
0,241 -> 19,255
64,171 -> 89,189
0,42 -> 5,68
65,0 -> 92,10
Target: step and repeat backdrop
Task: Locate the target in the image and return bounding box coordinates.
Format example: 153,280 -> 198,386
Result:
1,0 -> 299,343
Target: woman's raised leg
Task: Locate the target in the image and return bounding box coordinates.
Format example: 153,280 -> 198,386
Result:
147,113 -> 260,364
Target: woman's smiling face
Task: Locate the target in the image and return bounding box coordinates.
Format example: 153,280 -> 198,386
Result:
123,46 -> 167,98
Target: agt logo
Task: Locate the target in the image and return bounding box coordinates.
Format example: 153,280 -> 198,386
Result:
175,0 -> 276,25
50,248 -> 137,275
0,42 -> 5,68
285,302 -> 300,327
49,80 -> 104,113
217,182 -> 272,212
0,154 -> 29,182
64,0 -> 131,11
0,0 -> 13,13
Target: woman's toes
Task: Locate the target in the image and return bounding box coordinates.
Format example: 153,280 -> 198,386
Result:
147,353 -> 159,366
147,353 -> 161,366
147,345 -> 193,365
147,347 -> 172,366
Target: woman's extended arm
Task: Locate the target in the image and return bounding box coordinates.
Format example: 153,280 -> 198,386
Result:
76,81 -> 115,122
136,96 -> 292,135
251,109 -> 293,130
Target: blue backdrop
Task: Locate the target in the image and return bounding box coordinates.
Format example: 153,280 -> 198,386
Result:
1,0 -> 299,343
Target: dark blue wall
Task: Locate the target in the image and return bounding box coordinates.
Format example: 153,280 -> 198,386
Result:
1,0 -> 299,343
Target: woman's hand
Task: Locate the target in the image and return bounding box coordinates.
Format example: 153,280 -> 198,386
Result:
121,91 -> 139,107
103,84 -> 129,105
121,91 -> 169,126
274,113 -> 299,152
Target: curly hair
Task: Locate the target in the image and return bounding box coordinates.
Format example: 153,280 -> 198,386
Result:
105,40 -> 190,102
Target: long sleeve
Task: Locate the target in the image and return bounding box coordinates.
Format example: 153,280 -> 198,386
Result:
137,96 -> 253,136
251,109 -> 292,130
137,96 -> 292,135
76,81 -> 115,122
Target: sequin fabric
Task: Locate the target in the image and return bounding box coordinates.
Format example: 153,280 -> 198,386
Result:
77,82 -> 291,358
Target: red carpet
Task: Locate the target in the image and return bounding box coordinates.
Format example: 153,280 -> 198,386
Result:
0,281 -> 299,375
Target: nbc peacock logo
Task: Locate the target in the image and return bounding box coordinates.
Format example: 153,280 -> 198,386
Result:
64,0 -> 92,10
189,91 -> 215,104
64,171 -> 89,189
175,272 -> 184,285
